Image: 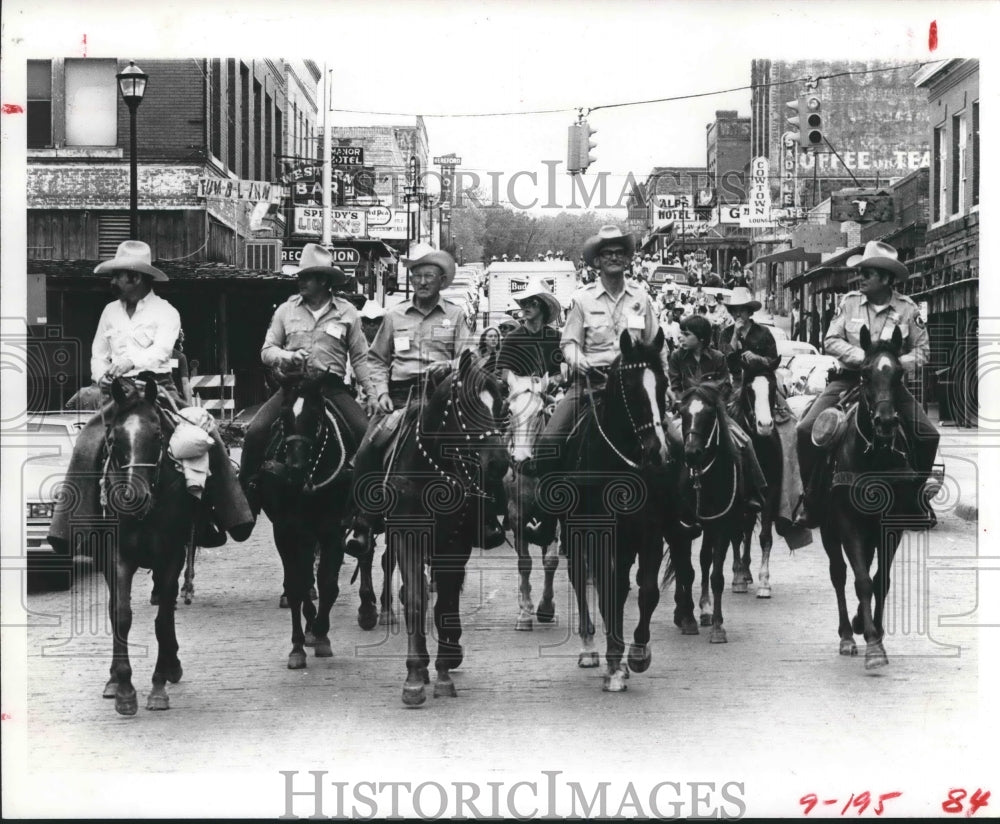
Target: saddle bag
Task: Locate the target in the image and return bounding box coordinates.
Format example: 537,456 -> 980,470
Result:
811,407 -> 848,450
169,420 -> 214,459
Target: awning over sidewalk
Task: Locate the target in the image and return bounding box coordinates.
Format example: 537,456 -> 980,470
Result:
748,246 -> 822,269
784,245 -> 862,292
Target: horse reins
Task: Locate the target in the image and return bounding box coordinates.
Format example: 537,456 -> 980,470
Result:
685,408 -> 737,521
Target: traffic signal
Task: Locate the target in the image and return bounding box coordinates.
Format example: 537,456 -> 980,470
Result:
578,119 -> 597,173
786,95 -> 823,150
567,123 -> 582,173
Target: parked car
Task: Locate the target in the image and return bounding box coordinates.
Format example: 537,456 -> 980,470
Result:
753,314 -> 788,342
776,338 -> 820,367
778,353 -> 840,398
22,412 -> 89,583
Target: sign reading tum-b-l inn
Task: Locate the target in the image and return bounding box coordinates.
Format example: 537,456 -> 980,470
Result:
197,178 -> 285,201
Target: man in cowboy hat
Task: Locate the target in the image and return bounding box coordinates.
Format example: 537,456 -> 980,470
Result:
522,225 -> 673,545
48,240 -> 254,554
719,287 -> 806,537
793,240 -> 937,530
239,243 -> 375,536
495,279 -> 563,380
345,243 -> 506,554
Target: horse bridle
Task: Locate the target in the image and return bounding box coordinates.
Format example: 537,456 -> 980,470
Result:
683,401 -> 737,521
282,404 -> 347,492
584,364 -> 662,471
101,417 -> 166,516
856,378 -> 908,460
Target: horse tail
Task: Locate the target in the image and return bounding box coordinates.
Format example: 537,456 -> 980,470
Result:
660,546 -> 676,592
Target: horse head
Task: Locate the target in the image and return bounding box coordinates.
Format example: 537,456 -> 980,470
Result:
607,328 -> 669,469
680,381 -> 725,471
504,371 -> 549,464
106,375 -> 165,521
741,362 -> 776,437
859,324 -> 905,448
280,378 -> 328,490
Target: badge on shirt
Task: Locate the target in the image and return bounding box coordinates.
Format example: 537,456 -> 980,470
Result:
394,336 -> 411,352
632,301 -> 641,312
324,321 -> 344,340
627,314 -> 645,330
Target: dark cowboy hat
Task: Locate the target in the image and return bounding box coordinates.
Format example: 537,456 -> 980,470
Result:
846,240 -> 909,282
293,243 -> 349,286
582,225 -> 636,267
94,240 -> 168,281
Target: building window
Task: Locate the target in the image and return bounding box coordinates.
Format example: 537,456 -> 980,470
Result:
27,60 -> 52,148
253,79 -> 262,179
951,114 -> 965,215
264,92 -> 273,181
240,62 -> 250,179
933,124 -> 945,223
65,58 -> 117,146
226,60 -> 237,172
972,101 -> 979,208
210,59 -> 222,161
275,108 -> 282,180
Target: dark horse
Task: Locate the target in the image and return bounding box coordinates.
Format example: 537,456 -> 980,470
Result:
368,351 -> 508,706
257,378 -> 375,669
550,329 -> 686,692
676,381 -> 756,643
728,367 -> 782,598
91,376 -> 195,715
818,325 -> 919,669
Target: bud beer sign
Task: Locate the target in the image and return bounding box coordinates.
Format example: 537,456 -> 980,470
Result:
509,278 -> 529,294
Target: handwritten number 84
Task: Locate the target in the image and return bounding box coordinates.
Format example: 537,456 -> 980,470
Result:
942,788 -> 990,815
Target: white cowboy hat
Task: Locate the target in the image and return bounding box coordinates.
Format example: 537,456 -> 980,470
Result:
94,240 -> 168,281
293,243 -> 349,285
401,242 -> 456,287
725,286 -> 762,312
582,225 -> 636,267
846,240 -> 909,281
514,280 -> 561,323
359,299 -> 386,319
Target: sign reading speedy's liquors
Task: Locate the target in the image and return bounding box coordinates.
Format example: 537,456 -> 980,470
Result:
293,208 -> 368,238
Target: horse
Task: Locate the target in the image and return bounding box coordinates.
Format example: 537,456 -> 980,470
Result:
502,372 -> 560,632
257,377 -> 375,669
728,366 -> 782,598
87,375 -> 196,715
676,381 -> 755,643
817,325 -> 920,669
549,329 -> 685,692
369,350 -> 509,706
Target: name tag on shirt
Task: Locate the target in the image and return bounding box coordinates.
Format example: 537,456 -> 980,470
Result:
879,323 -> 896,341
627,314 -> 644,330
395,336 -> 411,352
432,326 -> 453,338
325,321 -> 344,340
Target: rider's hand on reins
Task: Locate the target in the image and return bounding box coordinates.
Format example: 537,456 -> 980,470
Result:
377,393 -> 394,414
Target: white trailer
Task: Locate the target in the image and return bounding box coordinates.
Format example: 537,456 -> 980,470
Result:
484,261 -> 578,328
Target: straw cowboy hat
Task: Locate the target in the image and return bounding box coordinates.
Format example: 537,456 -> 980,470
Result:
94,240 -> 168,281
401,242 -> 456,287
359,299 -> 386,320
846,240 -> 909,282
293,243 -> 349,285
725,287 -> 762,313
514,280 -> 561,323
582,225 -> 636,267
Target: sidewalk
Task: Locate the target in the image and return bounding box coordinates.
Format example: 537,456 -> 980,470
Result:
927,404 -> 979,522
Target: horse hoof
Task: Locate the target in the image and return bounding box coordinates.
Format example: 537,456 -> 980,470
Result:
851,614 -> 864,635
164,662 -> 183,684
115,686 -> 138,717
699,613 -> 713,627
433,679 -> 457,698
840,638 -> 858,656
681,618 -> 700,636
279,594 -> 289,609
358,604 -> 378,631
103,678 -> 118,699
602,670 -> 628,693
627,644 -> 652,673
287,649 -> 307,669
515,615 -> 533,631
865,642 -> 888,670
418,666 -> 430,684
578,651 -> 600,668
536,601 -> 555,623
745,571 -> 753,584
731,580 -> 748,594
146,690 -> 169,711
402,684 -> 426,707
303,631 -> 317,647
709,626 -> 728,644
313,636 -> 333,658
378,609 -> 398,627
183,595 -> 192,605
756,586 -> 772,599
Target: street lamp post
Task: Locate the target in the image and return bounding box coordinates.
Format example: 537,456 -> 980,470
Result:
116,61 -> 148,238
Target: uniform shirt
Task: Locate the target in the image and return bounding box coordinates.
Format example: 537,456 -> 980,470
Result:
261,294 -> 374,397
494,324 -> 562,377
367,296 -> 470,399
561,278 -> 662,371
91,291 -> 181,382
667,346 -> 732,398
824,290 -> 928,377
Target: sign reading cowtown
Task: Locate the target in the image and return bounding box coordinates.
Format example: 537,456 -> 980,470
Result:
330,146 -> 364,167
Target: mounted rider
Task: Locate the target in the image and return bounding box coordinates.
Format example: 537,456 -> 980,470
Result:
494,280 -> 563,381
666,313 -> 768,514
522,225 -> 666,545
345,243 -> 506,555
793,241 -> 938,529
239,243 -> 375,532
718,287 -> 807,537
48,240 -> 254,554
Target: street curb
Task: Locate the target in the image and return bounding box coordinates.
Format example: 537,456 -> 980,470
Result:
955,502 -> 978,522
